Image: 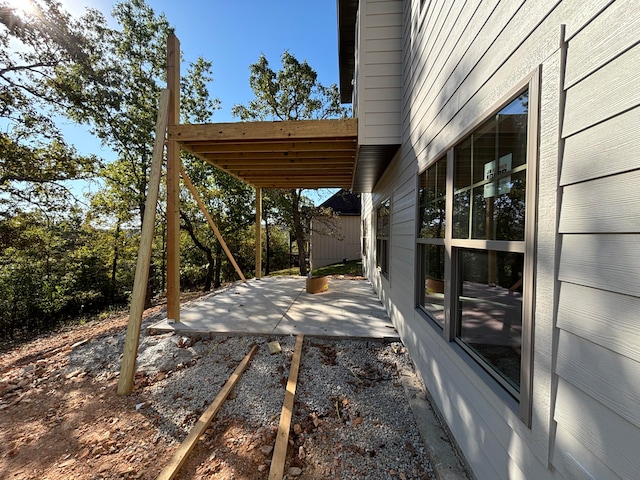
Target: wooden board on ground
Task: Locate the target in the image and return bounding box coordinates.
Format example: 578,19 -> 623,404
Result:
156,344 -> 258,480
269,334 -> 304,480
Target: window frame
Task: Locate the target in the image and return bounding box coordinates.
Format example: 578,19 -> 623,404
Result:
416,156 -> 447,328
376,198 -> 391,278
415,69 -> 539,425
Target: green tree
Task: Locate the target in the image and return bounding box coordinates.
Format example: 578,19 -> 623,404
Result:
0,209 -> 113,342
50,0 -> 172,227
232,52 -> 349,275
0,0 -> 97,216
179,58 -> 255,290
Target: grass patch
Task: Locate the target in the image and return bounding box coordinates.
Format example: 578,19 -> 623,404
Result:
268,259 -> 363,277
312,260 -> 362,276
268,267 -> 301,276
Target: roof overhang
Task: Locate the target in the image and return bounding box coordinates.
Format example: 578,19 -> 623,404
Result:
168,118 -> 358,189
337,0 -> 358,104
352,144 -> 400,192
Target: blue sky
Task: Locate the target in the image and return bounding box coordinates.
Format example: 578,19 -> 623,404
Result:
58,0 -> 344,203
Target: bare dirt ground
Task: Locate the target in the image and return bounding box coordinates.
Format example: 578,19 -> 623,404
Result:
0,285 -> 439,480
0,303 -> 176,480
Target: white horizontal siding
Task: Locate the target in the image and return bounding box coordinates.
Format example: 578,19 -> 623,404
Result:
364,86 -> 402,101
360,1 -> 640,479
310,216 -> 361,269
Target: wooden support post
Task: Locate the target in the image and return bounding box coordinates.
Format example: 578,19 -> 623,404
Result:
157,345 -> 258,480
255,187 -> 262,279
117,90 -> 170,396
180,166 -> 247,282
269,335 -> 304,480
166,33 -> 181,322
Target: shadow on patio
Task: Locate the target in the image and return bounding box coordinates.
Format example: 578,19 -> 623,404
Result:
149,276 -> 399,339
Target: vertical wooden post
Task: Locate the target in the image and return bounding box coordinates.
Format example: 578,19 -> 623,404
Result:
117,90 -> 171,396
255,187 -> 262,278
166,33 -> 181,322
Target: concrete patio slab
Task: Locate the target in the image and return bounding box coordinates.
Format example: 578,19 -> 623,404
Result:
149,276 -> 399,339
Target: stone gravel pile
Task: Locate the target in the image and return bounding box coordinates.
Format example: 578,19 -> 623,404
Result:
62,294 -> 438,479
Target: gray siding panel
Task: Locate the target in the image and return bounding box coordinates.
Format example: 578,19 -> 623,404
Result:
563,44 -> 640,137
561,106 -> 640,186
557,283 -> 640,363
360,1 -> 640,479
558,234 -> 640,297
555,379 -> 640,480
357,0 -> 403,144
553,425 -> 623,480
556,330 -> 640,428
564,0 -> 640,87
559,170 -> 640,233
553,4 -> 640,478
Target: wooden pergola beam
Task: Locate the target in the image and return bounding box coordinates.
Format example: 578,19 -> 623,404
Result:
214,161 -> 353,174
168,118 -> 357,143
251,181 -> 352,188
192,148 -> 356,158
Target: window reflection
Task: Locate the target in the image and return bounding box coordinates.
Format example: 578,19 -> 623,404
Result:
457,249 -> 523,390
419,244 -> 445,326
453,92 -> 528,241
419,158 -> 446,238
418,158 -> 447,325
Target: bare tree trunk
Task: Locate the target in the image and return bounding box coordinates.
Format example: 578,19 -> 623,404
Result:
204,250 -> 214,292
214,242 -> 222,288
179,211 -> 215,292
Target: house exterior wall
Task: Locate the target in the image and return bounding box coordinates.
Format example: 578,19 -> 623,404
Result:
309,215 -> 361,269
354,0 -> 403,144
354,1 -> 640,479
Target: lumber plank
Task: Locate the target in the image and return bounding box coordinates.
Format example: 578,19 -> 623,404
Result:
255,187 -> 262,279
166,33 -> 181,322
269,335 -> 304,480
168,118 -> 357,142
117,89 -> 170,396
156,344 -> 258,480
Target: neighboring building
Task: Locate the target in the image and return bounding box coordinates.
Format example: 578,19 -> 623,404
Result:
339,1 -> 640,479
309,189 -> 361,269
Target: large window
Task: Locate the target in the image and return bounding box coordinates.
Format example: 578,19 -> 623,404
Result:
416,84 -> 535,422
376,199 -> 390,277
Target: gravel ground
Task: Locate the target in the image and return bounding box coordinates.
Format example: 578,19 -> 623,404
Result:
59,294 -> 438,479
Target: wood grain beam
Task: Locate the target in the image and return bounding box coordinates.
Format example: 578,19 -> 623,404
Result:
186,140 -> 357,154
169,118 -> 357,142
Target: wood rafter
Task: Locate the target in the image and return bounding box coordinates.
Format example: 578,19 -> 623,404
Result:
169,118 -> 358,189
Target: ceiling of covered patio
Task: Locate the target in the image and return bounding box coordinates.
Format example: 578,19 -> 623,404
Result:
168,118 -> 358,189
